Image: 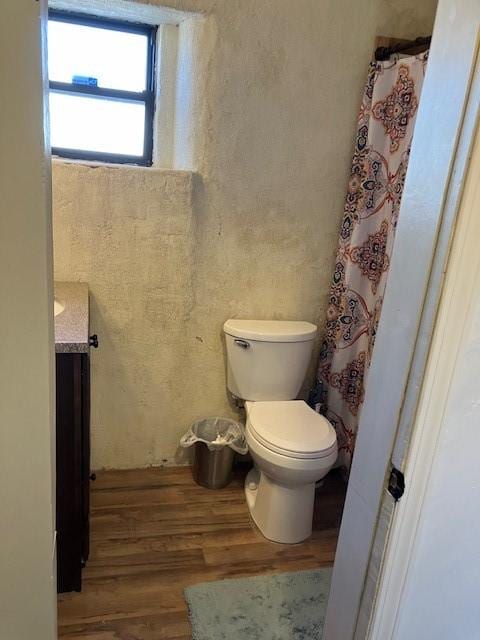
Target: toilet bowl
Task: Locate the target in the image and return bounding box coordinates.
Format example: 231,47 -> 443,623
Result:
245,400 -> 337,543
223,319 -> 338,544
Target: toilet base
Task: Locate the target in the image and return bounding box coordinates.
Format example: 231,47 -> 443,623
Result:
245,467 -> 316,544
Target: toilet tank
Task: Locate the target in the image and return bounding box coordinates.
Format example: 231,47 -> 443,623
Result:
223,319 -> 317,401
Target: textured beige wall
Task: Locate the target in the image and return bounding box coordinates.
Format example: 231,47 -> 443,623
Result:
53,0 -> 438,469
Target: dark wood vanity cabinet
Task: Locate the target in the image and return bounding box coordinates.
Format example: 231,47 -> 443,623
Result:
56,353 -> 91,593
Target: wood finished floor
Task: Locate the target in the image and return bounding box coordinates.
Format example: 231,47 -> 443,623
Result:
58,466 -> 346,639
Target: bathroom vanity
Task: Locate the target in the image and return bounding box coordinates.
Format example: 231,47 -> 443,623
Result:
54,282 -> 96,592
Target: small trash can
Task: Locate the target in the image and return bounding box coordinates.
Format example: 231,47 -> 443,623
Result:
180,417 -> 248,489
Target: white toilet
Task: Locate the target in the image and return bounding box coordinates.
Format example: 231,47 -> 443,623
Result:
223,319 -> 338,544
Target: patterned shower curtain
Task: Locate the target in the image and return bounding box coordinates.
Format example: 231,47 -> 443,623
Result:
316,52 -> 429,471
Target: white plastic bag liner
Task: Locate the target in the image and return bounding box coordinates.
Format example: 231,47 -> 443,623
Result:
180,417 -> 248,454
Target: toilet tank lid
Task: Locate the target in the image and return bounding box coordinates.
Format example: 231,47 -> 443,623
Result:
223,319 -> 317,343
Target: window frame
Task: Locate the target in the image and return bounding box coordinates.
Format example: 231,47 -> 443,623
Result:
48,10 -> 157,166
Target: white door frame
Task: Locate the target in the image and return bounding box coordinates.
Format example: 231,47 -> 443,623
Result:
359,40 -> 480,640
0,1 -> 57,639
324,2 -> 480,638
369,85 -> 480,640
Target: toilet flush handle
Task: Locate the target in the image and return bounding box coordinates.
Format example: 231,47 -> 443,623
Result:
234,339 -> 250,350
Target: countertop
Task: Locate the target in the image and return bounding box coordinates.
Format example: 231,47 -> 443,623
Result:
54,282 -> 89,353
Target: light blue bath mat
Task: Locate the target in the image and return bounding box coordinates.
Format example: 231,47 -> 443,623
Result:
184,568 -> 332,640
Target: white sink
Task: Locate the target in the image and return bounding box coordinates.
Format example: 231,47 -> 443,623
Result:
54,298 -> 65,317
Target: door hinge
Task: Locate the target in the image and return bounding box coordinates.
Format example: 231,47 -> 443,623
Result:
388,466 -> 405,502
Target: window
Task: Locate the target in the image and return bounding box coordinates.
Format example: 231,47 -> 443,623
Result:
48,11 -> 156,165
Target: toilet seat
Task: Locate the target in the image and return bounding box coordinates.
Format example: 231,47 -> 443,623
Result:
246,400 -> 337,460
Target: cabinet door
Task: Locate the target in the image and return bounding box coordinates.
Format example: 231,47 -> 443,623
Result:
56,354 -> 83,592
81,353 -> 90,565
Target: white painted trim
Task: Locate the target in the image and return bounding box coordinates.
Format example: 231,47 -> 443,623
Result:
0,1 -> 56,636
368,75 -> 480,640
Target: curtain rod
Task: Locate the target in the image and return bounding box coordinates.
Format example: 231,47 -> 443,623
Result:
375,36 -> 432,61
